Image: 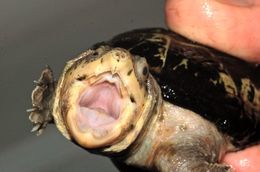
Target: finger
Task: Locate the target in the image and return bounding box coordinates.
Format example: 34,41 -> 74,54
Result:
222,145 -> 260,172
165,0 -> 260,62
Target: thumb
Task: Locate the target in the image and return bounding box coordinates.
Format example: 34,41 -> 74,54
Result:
165,0 -> 260,62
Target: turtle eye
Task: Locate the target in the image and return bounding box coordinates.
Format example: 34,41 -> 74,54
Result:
134,56 -> 149,82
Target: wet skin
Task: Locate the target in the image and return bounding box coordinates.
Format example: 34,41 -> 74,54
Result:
165,0 -> 260,171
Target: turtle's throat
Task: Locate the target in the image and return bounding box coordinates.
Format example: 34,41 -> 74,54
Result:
77,82 -> 122,130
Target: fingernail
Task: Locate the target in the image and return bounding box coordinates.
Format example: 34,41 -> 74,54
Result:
215,0 -> 254,7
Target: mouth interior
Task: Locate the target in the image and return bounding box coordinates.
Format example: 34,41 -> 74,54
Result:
78,81 -> 122,130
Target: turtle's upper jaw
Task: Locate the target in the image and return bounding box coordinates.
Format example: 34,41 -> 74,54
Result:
52,47 -> 155,152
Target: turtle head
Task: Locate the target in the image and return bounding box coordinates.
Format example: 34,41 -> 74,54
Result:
46,46 -> 159,154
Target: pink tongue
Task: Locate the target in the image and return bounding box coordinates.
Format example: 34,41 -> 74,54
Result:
78,82 -> 121,129
79,107 -> 116,128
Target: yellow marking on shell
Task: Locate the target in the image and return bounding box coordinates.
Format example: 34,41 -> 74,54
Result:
209,78 -> 218,85
240,78 -> 260,111
154,48 -> 164,58
218,72 -> 238,96
241,78 -> 251,99
173,59 -> 188,70
146,34 -> 171,68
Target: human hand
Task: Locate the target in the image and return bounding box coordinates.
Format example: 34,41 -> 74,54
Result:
165,0 -> 260,63
165,0 -> 260,171
223,145 -> 260,172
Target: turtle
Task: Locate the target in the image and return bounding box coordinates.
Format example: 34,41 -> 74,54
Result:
28,28 -> 260,172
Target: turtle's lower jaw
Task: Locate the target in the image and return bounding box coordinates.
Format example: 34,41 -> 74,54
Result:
67,73 -> 129,148
66,73 -> 133,149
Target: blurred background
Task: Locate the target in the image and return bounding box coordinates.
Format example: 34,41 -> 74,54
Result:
0,0 -> 165,171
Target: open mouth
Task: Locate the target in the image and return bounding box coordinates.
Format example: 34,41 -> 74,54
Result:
54,48 -> 150,149
77,80 -> 123,130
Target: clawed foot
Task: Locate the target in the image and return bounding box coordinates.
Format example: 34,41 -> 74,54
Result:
201,162 -> 232,172
27,66 -> 55,135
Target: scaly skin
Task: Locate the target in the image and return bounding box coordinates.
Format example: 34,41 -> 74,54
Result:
124,99 -> 230,171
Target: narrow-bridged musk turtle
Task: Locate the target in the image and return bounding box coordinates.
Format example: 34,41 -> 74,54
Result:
28,28 -> 260,172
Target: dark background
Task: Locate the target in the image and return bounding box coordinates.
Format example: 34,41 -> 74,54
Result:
0,0 -> 165,171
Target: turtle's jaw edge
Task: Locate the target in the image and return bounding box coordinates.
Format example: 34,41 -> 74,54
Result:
60,48 -> 148,150
66,74 -> 133,149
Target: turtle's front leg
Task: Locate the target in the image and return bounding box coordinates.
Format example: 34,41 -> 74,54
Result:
153,102 -> 232,172
28,66 -> 55,135
154,137 -> 231,172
